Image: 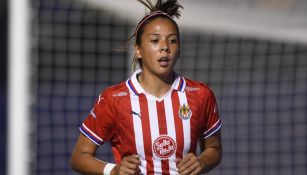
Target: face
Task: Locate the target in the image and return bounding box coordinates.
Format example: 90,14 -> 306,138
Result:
135,17 -> 180,77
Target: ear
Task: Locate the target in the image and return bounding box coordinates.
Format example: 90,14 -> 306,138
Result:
134,44 -> 142,59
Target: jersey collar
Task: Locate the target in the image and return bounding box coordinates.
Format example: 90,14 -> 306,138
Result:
126,70 -> 186,96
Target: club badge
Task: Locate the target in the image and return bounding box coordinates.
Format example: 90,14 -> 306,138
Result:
178,104 -> 192,120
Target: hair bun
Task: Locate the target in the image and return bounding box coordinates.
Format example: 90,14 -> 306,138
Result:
137,0 -> 183,19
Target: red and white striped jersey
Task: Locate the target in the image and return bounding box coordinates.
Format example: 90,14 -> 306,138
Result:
80,70 -> 221,175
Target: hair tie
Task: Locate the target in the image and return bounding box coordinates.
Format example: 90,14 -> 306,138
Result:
134,10 -> 174,36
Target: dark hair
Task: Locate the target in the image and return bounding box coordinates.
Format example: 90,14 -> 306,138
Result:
137,0 -> 182,17
132,0 -> 183,70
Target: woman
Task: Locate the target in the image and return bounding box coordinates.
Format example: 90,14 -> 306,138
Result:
70,0 -> 222,174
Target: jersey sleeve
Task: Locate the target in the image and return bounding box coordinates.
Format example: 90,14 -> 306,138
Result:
79,89 -> 117,146
200,86 -> 222,139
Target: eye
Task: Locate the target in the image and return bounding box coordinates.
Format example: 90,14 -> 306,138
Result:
150,39 -> 159,44
168,37 -> 178,44
169,39 -> 178,44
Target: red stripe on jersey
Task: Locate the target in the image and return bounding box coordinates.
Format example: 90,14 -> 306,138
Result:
172,92 -> 184,159
208,114 -> 215,129
156,101 -> 170,175
118,93 -> 137,163
139,95 -> 154,173
186,94 -> 198,153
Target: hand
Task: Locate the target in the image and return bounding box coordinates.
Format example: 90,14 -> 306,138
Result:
111,154 -> 141,175
176,153 -> 204,175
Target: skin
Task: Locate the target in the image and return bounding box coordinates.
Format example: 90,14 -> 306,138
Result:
176,132 -> 222,175
70,17 -> 222,175
135,17 -> 180,98
70,134 -> 141,175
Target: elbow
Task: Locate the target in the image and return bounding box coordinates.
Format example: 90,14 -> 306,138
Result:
70,154 -> 77,171
70,152 -> 81,172
216,147 -> 222,166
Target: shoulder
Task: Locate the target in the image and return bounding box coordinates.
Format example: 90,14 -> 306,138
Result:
184,77 -> 214,96
99,81 -> 129,100
183,78 -> 219,108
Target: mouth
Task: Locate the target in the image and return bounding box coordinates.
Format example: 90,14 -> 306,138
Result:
158,57 -> 170,67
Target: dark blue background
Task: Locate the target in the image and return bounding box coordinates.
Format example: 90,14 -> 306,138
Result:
0,0 -> 7,174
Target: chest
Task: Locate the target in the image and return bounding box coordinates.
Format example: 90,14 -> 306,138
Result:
115,91 -> 205,159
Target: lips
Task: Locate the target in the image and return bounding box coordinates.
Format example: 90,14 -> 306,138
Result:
158,57 -> 170,67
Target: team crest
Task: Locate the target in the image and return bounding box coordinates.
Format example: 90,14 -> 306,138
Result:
153,135 -> 177,159
178,104 -> 192,120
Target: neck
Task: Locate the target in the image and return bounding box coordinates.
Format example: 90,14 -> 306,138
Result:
138,70 -> 175,98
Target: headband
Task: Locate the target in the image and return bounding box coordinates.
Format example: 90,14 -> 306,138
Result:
134,10 -> 175,36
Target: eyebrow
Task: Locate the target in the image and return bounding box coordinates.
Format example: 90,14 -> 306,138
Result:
147,33 -> 178,36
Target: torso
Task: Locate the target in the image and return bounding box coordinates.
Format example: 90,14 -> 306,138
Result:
110,78 -> 206,174
80,71 -> 221,175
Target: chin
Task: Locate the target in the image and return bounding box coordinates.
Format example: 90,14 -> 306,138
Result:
156,68 -> 174,76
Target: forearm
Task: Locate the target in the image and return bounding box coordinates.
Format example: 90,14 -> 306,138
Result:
198,147 -> 222,173
70,134 -> 117,175
70,151 -> 107,175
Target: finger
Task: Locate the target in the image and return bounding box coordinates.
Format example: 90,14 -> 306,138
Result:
120,155 -> 142,173
122,162 -> 140,170
119,165 -> 139,175
189,165 -> 202,175
123,155 -> 141,165
178,159 -> 194,174
178,154 -> 200,174
137,166 -> 141,174
177,153 -> 193,169
177,157 -> 189,169
176,158 -> 181,165
121,160 -> 141,171
179,161 -> 201,175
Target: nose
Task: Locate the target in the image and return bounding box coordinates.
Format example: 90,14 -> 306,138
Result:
160,40 -> 170,53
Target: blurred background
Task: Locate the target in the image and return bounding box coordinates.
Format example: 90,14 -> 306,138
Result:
3,0 -> 307,174
1,0 -> 8,174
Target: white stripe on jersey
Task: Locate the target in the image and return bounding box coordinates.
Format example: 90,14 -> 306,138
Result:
130,95 -> 147,174
177,91 -> 191,156
146,95 -> 162,173
81,123 -> 103,142
146,95 -> 162,174
164,95 -> 177,174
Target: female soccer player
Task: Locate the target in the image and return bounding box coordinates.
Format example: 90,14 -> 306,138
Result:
70,0 -> 222,174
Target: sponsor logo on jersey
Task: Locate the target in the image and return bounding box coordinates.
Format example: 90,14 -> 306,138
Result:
131,110 -> 141,118
178,104 -> 192,120
90,109 -> 96,119
152,135 -> 176,159
98,94 -> 104,104
185,86 -> 200,92
113,91 -> 128,97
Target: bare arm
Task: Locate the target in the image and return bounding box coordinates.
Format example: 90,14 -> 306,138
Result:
198,131 -> 222,173
70,134 -> 105,175
70,134 -> 141,175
